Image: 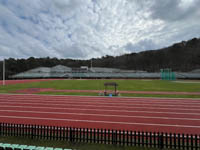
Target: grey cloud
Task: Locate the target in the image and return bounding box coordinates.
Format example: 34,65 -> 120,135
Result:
150,0 -> 200,21
124,39 -> 158,52
52,43 -> 87,59
0,0 -> 200,60
52,0 -> 82,12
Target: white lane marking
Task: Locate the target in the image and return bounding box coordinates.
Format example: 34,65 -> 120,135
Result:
1,98 -> 200,108
1,94 -> 200,102
0,115 -> 200,128
1,95 -> 200,103
0,101 -> 199,111
1,93 -> 200,100
1,109 -> 200,121
0,105 -> 200,116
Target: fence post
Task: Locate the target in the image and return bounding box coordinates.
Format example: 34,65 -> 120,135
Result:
146,132 -> 148,147
195,135 -> 198,150
178,133 -> 181,149
130,131 -> 133,146
76,127 -> 79,142
22,124 -> 24,137
69,127 -> 74,143
101,128 -> 103,144
0,123 -> 1,136
191,134 -> 194,150
142,131 -> 144,146
123,130 -> 125,146
79,128 -> 81,142
165,133 -> 168,149
150,132 -> 152,147
3,123 -> 199,149
108,129 -> 110,144
83,128 -> 85,143
119,130 -> 121,146
158,133 -> 164,150
138,131 -> 141,146
31,125 -> 34,139
93,128 -> 95,143
111,130 -> 114,145
134,131 -> 137,146
86,128 -> 89,143
90,128 -> 93,143
60,126 -> 62,141
104,129 -> 107,144
174,133 -> 176,149
19,124 -> 21,136
182,134 -> 185,150
63,127 -> 66,141
127,131 -> 129,146
169,133 -> 172,149
186,134 -> 189,150
112,130 -> 117,145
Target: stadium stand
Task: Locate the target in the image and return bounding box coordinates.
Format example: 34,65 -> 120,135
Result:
51,65 -> 72,73
0,143 -> 72,150
10,65 -> 200,79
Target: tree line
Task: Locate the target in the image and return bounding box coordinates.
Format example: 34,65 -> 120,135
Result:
0,38 -> 200,79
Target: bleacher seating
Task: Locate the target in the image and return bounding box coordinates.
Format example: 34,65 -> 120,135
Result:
0,143 -> 72,150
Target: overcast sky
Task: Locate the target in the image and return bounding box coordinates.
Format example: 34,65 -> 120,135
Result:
0,0 -> 200,60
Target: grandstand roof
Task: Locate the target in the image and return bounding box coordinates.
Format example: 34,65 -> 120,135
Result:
28,67 -> 51,73
10,65 -> 200,79
190,69 -> 200,73
51,65 -> 72,72
90,67 -> 120,73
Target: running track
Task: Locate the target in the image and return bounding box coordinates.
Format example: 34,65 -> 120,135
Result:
0,79 -> 59,85
0,94 -> 200,135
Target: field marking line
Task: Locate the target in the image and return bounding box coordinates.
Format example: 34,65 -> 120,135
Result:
0,115 -> 200,129
1,93 -> 200,100
1,105 -> 200,116
1,100 -> 200,109
1,109 -> 200,121
1,98 -> 200,108
1,98 -> 200,107
0,101 -> 200,111
2,95 -> 200,105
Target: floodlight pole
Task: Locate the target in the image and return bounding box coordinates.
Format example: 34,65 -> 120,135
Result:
3,59 -> 5,86
91,59 -> 92,69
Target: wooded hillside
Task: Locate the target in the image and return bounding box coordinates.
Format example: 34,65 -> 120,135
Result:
0,38 -> 200,79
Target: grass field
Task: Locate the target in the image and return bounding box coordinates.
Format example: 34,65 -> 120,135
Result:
0,79 -> 200,98
0,79 -> 200,149
0,136 -> 156,150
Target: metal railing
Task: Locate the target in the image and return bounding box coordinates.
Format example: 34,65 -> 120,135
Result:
0,123 -> 199,149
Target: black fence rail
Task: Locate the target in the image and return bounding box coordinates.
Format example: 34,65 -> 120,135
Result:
0,123 -> 200,150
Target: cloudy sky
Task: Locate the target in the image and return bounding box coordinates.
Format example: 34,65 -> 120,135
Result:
0,0 -> 200,60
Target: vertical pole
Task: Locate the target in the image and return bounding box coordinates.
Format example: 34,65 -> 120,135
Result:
3,59 -> 5,86
160,69 -> 163,80
115,85 -> 116,96
91,59 -> 92,69
0,123 -> 1,136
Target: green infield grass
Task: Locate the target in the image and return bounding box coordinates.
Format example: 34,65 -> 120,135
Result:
0,136 -> 157,150
0,79 -> 199,98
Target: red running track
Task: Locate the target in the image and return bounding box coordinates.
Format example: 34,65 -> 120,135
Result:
0,79 -> 60,85
0,94 -> 200,134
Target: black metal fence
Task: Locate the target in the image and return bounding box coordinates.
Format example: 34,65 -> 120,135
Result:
0,123 -> 200,149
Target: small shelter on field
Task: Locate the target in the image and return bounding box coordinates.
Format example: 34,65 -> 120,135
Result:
104,82 -> 119,96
